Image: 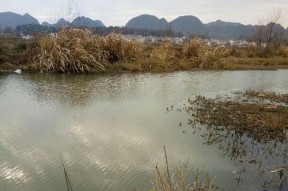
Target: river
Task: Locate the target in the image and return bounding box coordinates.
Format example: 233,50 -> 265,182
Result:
0,70 -> 287,191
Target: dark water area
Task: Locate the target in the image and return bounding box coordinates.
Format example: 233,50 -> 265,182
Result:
0,70 -> 288,191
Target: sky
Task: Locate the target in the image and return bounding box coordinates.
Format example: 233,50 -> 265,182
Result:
0,0 -> 288,27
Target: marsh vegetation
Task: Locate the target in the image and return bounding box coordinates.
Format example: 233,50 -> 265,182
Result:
0,28 -> 288,73
169,90 -> 288,190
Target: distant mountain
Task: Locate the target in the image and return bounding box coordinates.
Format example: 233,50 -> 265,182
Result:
206,20 -> 254,39
170,15 -> 207,36
41,21 -> 52,27
1,11 -> 287,40
71,16 -> 105,28
206,20 -> 242,27
0,12 -> 39,29
125,14 -> 168,30
54,18 -> 69,28
125,14 -> 273,40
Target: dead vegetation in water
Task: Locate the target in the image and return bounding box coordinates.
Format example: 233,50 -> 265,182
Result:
171,90 -> 288,189
185,90 -> 288,142
139,146 -> 216,191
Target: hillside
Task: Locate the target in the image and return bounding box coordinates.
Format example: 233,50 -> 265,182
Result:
0,12 -> 39,29
125,14 -> 168,30
170,15 -> 207,36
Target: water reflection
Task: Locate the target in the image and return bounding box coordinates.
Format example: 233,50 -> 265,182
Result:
1,70 -> 288,191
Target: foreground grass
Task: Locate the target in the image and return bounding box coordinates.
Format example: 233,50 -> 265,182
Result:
139,147 -> 216,191
0,29 -> 288,73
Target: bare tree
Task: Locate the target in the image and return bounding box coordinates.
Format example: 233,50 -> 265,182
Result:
46,0 -> 82,27
253,9 -> 284,49
66,0 -> 82,23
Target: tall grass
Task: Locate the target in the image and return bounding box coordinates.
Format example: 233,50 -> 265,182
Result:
33,28 -> 108,73
32,28 -> 143,73
183,38 -> 227,69
104,33 -> 143,63
2,29 -> 287,72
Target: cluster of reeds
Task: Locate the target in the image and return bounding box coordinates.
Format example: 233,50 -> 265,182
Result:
141,146 -> 216,191
32,28 -> 143,73
183,38 -> 227,69
141,43 -> 182,72
104,33 -> 143,63
7,29 -> 286,73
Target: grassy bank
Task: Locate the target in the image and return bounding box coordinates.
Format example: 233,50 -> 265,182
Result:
0,28 -> 288,73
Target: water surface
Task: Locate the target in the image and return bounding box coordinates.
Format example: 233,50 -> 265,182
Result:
0,70 -> 288,191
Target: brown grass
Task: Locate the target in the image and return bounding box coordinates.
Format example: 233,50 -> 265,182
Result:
140,146 -> 216,191
33,28 -> 109,73
1,31 -> 288,73
31,28 -> 143,73
183,38 -> 228,69
185,90 -> 288,142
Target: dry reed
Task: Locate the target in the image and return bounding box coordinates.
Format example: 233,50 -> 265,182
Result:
32,28 -> 143,73
183,38 -> 227,69
141,146 -> 216,191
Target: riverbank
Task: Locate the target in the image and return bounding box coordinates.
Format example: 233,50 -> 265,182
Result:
0,29 -> 288,73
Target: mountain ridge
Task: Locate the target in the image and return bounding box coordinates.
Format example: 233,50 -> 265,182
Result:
1,11 -> 287,40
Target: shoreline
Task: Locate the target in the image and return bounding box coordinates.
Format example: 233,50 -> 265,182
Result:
1,58 -> 288,74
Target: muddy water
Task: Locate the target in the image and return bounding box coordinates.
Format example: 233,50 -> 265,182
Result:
0,70 -> 287,191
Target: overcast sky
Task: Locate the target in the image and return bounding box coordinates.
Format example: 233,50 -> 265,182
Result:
0,0 -> 288,27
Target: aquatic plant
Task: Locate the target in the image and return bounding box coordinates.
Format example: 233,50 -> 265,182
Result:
140,146 -> 216,191
171,90 -> 288,189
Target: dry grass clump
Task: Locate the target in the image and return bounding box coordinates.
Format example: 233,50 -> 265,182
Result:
150,43 -> 180,62
104,33 -> 143,63
183,38 -> 227,69
32,28 -> 143,73
183,38 -> 206,59
140,43 -> 181,72
33,28 -> 108,73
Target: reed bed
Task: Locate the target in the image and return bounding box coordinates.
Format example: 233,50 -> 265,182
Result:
33,28 -> 108,73
104,33 -> 143,63
2,29 -> 288,72
183,38 -> 228,69
32,31 -> 228,73
32,28 -> 143,73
